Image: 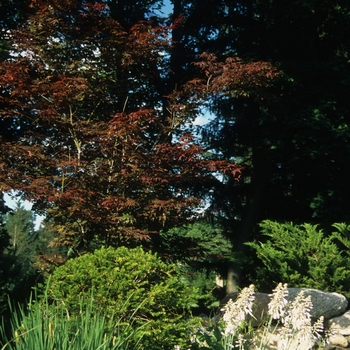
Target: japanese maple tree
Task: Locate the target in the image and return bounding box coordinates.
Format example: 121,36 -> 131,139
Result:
0,0 -> 243,253
0,0 -> 282,261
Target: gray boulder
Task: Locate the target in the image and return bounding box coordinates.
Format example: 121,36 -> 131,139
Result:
287,288 -> 348,320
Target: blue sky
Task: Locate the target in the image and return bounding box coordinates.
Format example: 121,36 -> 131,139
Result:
4,192 -> 44,230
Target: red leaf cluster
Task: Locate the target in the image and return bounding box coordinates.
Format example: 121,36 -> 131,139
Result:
186,52 -> 281,100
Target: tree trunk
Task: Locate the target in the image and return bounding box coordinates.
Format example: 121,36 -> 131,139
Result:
226,149 -> 272,293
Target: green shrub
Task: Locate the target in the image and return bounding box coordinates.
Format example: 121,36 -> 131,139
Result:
160,222 -> 234,312
247,221 -> 350,297
45,246 -> 201,349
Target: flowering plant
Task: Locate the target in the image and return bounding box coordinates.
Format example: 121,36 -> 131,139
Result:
192,283 -> 326,350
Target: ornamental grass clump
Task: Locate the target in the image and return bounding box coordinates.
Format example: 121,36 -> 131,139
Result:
0,290 -> 145,350
192,283 -> 326,350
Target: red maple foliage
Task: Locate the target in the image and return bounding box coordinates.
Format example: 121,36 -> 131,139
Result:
184,52 -> 281,103
1,1 -> 280,256
0,1 -> 243,251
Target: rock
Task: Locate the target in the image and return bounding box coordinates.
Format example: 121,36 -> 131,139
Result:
254,327 -> 279,350
327,311 -> 350,336
252,326 -> 317,350
287,288 -> 348,320
326,334 -> 349,348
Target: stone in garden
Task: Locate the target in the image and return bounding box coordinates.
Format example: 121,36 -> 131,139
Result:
254,327 -> 279,349
287,288 -> 348,320
326,333 -> 349,348
326,311 -> 350,336
251,326 -> 318,350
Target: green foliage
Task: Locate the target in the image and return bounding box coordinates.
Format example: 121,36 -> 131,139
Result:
179,266 -> 222,312
3,201 -> 36,262
0,197 -> 37,318
0,291 -> 144,350
0,0 -> 29,60
160,222 -> 234,265
0,253 -> 19,317
0,227 -> 16,316
46,246 -> 201,350
32,220 -> 69,276
1,202 -> 40,310
0,195 -> 13,316
160,221 -> 234,311
247,220 -> 350,297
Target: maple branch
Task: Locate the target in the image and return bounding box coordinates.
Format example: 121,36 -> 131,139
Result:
122,96 -> 129,113
206,74 -> 212,89
68,104 -> 82,167
61,168 -> 65,193
88,99 -> 103,119
39,93 -> 53,103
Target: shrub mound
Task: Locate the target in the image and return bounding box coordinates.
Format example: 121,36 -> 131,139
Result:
248,220 -> 350,297
46,246 -> 200,349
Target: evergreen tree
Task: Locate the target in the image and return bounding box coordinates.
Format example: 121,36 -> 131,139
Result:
4,201 -> 36,259
0,193 -> 13,316
247,220 -> 350,297
1,201 -> 39,307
